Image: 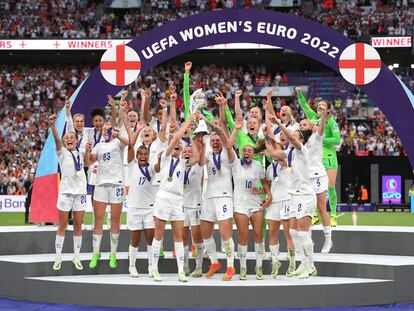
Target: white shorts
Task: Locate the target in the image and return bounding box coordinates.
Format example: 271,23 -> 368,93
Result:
127,207 -> 154,231
153,193 -> 184,222
266,200 -> 290,221
234,204 -> 262,218
310,175 -> 328,194
57,193 -> 87,212
93,184 -> 125,204
184,206 -> 202,227
201,197 -> 233,222
87,162 -> 98,186
290,194 -> 317,219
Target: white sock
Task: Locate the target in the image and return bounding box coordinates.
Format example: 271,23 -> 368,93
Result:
204,237 -> 218,264
195,243 -> 204,269
289,228 -> 302,260
237,244 -> 248,269
175,242 -> 185,274
147,244 -> 153,268
55,235 -> 64,255
184,245 -> 189,267
73,235 -> 82,256
129,245 -> 138,268
269,243 -> 279,264
110,232 -> 119,254
298,231 -> 314,267
92,234 -> 102,254
255,242 -> 264,268
152,238 -> 162,272
323,226 -> 332,243
223,238 -> 235,268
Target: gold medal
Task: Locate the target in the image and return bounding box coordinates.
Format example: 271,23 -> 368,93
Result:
76,171 -> 82,177
287,167 -> 292,171
167,176 -> 173,182
218,169 -> 221,176
274,176 -> 279,183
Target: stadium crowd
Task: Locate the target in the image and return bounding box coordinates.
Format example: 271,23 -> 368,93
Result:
0,63 -> 409,195
0,0 -> 413,39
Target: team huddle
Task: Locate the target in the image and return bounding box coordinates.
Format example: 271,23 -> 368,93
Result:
49,62 -> 340,282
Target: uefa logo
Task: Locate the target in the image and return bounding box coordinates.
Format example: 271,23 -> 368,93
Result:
386,178 -> 398,192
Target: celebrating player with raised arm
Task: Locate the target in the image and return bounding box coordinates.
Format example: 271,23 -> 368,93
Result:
151,115 -> 199,283
229,117 -> 272,280
49,114 -> 90,271
296,87 -> 340,226
199,116 -> 236,281
268,114 -> 316,279
88,123 -> 128,270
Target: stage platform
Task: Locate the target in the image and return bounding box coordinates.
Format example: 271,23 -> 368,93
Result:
0,226 -> 414,308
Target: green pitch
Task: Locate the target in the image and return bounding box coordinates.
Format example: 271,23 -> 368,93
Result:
1,212 -> 414,226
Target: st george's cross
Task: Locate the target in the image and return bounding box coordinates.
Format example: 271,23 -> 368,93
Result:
338,43 -> 381,86
100,45 -> 141,86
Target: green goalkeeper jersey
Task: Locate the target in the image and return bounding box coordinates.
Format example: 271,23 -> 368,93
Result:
297,91 -> 340,159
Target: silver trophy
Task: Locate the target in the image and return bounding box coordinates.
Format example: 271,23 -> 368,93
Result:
190,89 -> 209,135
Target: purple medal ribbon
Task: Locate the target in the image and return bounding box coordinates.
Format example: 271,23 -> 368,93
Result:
273,121 -> 291,135
212,152 -> 221,171
69,150 -> 82,172
288,147 -> 294,167
241,158 -> 252,166
184,167 -> 191,185
272,161 -> 278,179
157,120 -> 160,133
93,129 -> 102,147
105,128 -> 112,143
182,137 -> 191,145
168,157 -> 180,179
139,164 -> 151,181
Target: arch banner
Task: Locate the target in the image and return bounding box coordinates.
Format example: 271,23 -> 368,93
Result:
31,9 -> 414,222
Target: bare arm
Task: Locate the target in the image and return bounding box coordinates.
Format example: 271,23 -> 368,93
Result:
144,89 -> 153,124
154,151 -> 163,173
169,86 -> 177,127
84,142 -> 92,167
158,99 -> 168,143
268,114 -> 302,150
64,100 -> 74,133
228,116 -> 243,150
165,115 -> 195,157
49,115 -> 63,151
265,88 -> 276,116
260,178 -> 272,209
234,90 -> 243,119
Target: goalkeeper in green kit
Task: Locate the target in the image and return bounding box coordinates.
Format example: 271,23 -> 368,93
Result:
296,87 -> 340,226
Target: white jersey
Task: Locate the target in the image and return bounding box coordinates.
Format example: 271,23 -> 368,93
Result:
204,149 -> 233,199
231,159 -> 264,209
183,164 -> 202,208
57,147 -> 87,195
92,139 -> 125,186
266,161 -> 292,202
306,132 -> 327,179
144,138 -> 165,186
127,160 -> 156,208
273,121 -> 299,143
157,154 -> 187,200
288,144 -> 314,195
149,116 -> 170,136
